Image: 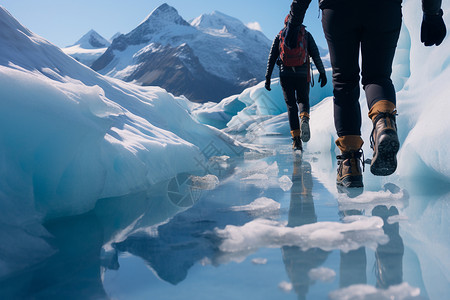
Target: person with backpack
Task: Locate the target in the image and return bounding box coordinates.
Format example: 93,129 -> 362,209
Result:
285,0 -> 446,187
265,15 -> 327,151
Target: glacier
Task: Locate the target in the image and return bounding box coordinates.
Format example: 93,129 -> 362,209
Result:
0,5 -> 251,277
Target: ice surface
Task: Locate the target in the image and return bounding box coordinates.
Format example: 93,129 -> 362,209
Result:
278,175 -> 293,191
216,216 -> 388,253
189,175 -> 219,190
230,197 -> 280,215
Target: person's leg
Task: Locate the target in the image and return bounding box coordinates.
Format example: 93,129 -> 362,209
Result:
322,4 -> 365,187
322,4 -> 362,138
361,1 -> 402,109
361,1 -> 402,176
296,76 -> 311,142
296,76 -> 310,114
281,76 -> 302,150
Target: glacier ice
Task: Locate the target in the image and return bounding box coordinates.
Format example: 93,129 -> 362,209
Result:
215,216 -> 388,253
308,267 -> 336,282
0,5 -> 252,276
328,282 -> 421,300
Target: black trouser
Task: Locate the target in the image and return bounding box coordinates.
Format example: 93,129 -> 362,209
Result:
280,75 -> 310,131
322,0 -> 402,137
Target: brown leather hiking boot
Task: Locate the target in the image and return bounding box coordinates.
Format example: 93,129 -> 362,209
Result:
291,129 -> 303,151
335,136 -> 364,188
368,101 -> 400,176
299,112 -> 310,143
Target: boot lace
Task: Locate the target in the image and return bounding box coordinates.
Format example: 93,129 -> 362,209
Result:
337,149 -> 365,172
370,111 -> 398,150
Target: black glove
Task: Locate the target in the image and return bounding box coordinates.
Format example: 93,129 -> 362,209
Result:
421,9 -> 447,46
318,72 -> 327,88
265,78 -> 271,91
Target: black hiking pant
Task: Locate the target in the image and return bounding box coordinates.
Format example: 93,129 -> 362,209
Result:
280,75 -> 310,131
322,0 -> 402,137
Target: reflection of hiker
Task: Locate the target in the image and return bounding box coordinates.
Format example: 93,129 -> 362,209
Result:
282,157 -> 329,299
338,210 -> 367,288
287,0 -> 446,187
265,15 -> 327,151
372,205 -> 404,289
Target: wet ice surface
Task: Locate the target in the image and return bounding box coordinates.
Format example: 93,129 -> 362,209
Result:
1,137 -> 449,300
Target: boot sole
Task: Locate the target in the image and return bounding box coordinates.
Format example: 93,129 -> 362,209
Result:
300,121 -> 310,143
371,130 -> 400,176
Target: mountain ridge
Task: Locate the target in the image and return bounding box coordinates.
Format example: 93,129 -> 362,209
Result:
91,3 -> 271,102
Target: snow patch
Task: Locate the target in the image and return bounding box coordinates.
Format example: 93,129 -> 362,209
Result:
216,217 -> 388,253
308,267 -> 336,282
329,282 -> 421,300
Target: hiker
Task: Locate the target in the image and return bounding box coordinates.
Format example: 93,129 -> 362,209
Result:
265,15 -> 327,151
286,0 -> 446,187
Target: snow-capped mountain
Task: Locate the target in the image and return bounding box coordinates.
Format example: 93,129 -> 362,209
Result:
70,29 -> 110,49
63,29 -> 109,66
91,3 -> 272,102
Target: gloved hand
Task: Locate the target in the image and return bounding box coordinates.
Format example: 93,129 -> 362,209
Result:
318,72 -> 327,88
421,9 -> 447,46
265,78 -> 271,91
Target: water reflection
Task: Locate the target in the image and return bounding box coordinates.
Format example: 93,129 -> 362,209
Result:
372,205 -> 404,289
339,210 -> 367,288
111,190 -> 253,285
282,155 -> 406,299
0,211 -> 107,299
282,155 -> 330,300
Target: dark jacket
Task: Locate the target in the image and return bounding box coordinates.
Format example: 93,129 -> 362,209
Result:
265,29 -> 326,79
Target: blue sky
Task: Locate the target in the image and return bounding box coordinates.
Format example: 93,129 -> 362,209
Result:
1,0 -> 326,48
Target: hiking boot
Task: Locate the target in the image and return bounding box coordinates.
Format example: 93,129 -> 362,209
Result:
292,136 -> 303,151
299,112 -> 310,143
336,150 -> 364,188
369,101 -> 400,176
335,135 -> 364,188
291,129 -> 303,151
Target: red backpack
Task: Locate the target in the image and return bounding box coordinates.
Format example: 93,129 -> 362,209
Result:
279,26 -> 308,67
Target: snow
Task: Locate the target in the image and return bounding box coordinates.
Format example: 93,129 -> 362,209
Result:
62,30 -> 110,66
63,45 -> 108,67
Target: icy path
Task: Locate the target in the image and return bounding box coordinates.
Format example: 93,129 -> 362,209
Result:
0,137 -> 449,300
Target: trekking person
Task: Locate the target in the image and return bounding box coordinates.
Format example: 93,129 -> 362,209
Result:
265,15 -> 327,151
286,0 -> 446,187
